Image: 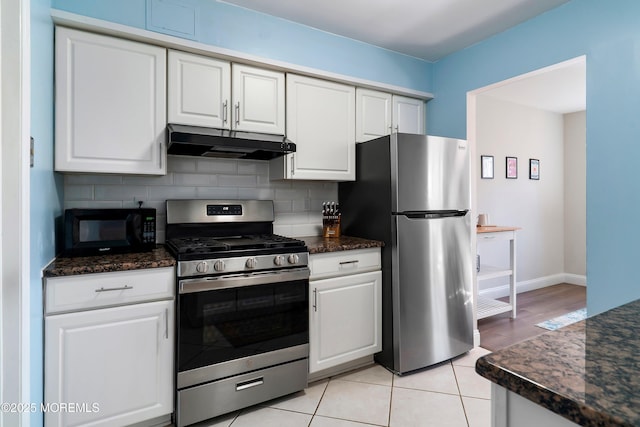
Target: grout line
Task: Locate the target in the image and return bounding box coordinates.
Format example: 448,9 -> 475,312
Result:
312,414 -> 386,426
387,376 -> 394,427
226,409 -> 241,426
451,361 -> 472,427
311,378 -> 330,421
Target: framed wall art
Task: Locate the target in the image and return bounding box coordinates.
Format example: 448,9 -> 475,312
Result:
481,155 -> 494,179
506,156 -> 518,179
530,158 -> 540,180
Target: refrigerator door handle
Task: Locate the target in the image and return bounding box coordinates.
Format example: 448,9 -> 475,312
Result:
401,209 -> 468,219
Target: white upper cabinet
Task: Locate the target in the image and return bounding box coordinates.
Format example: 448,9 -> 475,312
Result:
55,27 -> 167,175
356,89 -> 425,142
168,50 -> 231,129
393,94 -> 425,135
271,74 -> 355,181
168,52 -> 285,134
232,63 -> 285,134
356,88 -> 392,142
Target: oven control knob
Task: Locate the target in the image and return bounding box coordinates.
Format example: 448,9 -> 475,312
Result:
273,255 -> 284,266
287,254 -> 300,265
213,260 -> 225,272
196,261 -> 209,274
245,257 -> 258,269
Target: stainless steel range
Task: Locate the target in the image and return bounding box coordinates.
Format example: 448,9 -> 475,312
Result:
165,200 -> 309,427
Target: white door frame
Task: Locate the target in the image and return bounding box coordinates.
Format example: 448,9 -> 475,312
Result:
1,0 -> 31,425
466,56 -> 586,348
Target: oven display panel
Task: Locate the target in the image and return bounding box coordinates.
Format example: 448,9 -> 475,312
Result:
207,204 -> 243,216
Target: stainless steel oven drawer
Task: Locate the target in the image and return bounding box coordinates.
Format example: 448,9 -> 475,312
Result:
177,357 -> 308,427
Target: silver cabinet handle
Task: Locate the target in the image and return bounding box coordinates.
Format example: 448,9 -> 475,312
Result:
290,155 -> 295,176
159,142 -> 163,169
235,102 -> 240,126
339,260 -> 359,265
95,285 -> 133,293
313,288 -> 317,312
223,100 -> 228,124
164,308 -> 169,339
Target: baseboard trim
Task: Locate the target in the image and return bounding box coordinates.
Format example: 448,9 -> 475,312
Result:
563,274 -> 587,286
479,273 -> 587,299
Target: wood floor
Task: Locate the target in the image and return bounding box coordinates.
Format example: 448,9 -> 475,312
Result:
477,283 -> 586,351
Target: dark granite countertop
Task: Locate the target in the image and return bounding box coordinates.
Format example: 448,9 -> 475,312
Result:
300,235 -> 384,254
476,298 -> 640,427
43,246 -> 175,277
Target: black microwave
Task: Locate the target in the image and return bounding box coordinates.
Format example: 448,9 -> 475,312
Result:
63,208 -> 156,257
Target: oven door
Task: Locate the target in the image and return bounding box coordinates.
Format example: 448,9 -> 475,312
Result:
177,267 -> 309,389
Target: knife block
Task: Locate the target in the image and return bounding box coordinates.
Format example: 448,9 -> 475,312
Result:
322,216 -> 341,238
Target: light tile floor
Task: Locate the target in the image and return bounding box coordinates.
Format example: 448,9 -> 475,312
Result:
193,347 -> 493,427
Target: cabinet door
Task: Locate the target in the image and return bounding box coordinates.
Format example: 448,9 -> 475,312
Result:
168,50 -> 231,128
44,300 -> 174,427
356,88 -> 392,142
392,95 -> 425,134
309,270 -> 382,373
55,27 -> 166,175
232,64 -> 285,134
281,74 -> 355,181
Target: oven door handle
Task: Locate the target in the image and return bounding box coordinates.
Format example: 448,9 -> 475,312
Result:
178,267 -> 310,294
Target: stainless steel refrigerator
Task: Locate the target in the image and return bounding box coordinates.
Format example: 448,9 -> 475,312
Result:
339,133 -> 473,374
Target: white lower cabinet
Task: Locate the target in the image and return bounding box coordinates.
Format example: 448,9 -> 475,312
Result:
44,268 -> 174,427
308,249 -> 382,374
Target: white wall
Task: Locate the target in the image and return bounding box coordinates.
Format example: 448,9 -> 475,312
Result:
564,111 -> 586,278
476,95 -> 566,294
62,155 -> 337,243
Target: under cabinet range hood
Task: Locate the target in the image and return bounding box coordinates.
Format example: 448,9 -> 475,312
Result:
167,124 -> 296,160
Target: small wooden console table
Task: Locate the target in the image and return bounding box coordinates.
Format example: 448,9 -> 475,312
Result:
476,226 -> 520,319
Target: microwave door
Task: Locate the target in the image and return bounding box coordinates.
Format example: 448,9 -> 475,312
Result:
63,208 -> 156,257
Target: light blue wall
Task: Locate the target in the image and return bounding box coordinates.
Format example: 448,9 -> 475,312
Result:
429,0 -> 640,315
34,1 -> 640,417
52,0 -> 434,93
31,0 -> 62,423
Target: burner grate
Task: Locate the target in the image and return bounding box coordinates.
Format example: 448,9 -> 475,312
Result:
166,234 -> 306,259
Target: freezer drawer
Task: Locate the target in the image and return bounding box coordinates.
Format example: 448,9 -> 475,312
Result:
392,214 -> 473,373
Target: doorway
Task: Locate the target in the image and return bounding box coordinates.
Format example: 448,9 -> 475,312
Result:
467,56 -> 587,348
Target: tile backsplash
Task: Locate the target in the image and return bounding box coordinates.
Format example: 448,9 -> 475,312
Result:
63,156 -> 337,242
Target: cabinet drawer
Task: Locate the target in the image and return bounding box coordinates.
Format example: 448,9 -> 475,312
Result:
477,231 -> 514,243
310,248 -> 381,280
45,267 -> 174,314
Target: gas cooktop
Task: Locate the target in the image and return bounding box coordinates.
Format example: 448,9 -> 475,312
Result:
165,233 -> 306,261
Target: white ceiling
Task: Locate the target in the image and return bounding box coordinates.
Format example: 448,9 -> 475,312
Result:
481,59 -> 586,114
221,0 -> 570,62
221,0 -> 585,113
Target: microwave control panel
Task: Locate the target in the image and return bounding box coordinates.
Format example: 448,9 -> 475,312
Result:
142,215 -> 156,243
